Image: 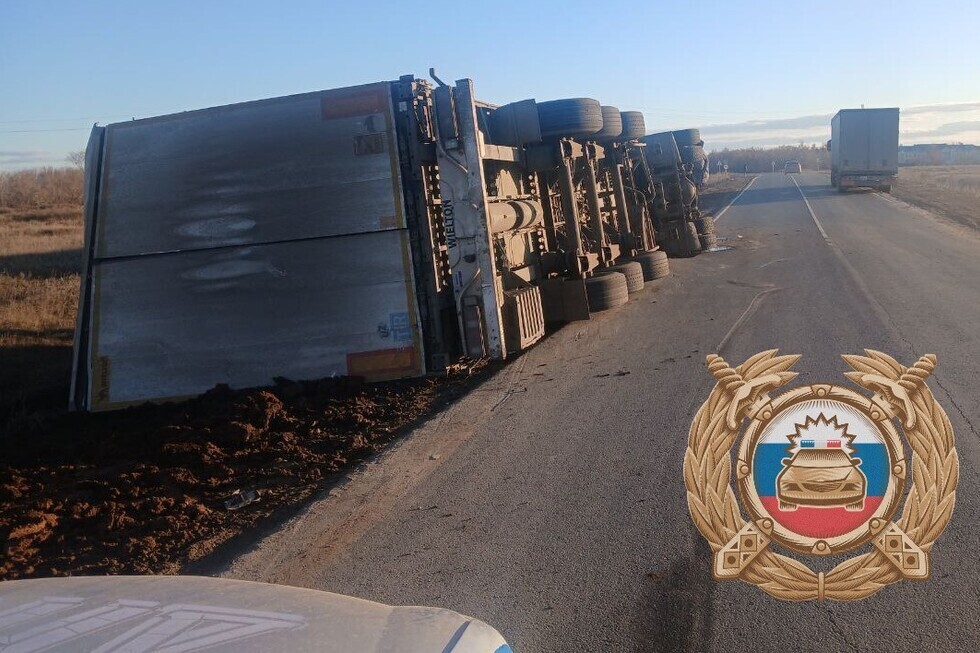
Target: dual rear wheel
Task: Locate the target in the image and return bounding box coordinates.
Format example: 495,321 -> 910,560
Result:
694,215 -> 717,251
585,255 -> 669,312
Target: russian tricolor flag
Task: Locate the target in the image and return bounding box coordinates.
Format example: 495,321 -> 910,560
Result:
753,427 -> 890,538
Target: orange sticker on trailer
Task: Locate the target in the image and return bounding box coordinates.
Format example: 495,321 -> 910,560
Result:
346,346 -> 420,380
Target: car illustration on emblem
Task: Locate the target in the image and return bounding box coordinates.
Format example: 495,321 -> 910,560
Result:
776,446 -> 867,511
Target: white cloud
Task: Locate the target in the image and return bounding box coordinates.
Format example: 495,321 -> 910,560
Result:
0,150 -> 55,165
702,102 -> 980,151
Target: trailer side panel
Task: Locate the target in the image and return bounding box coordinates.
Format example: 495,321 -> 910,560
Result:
75,82 -> 425,410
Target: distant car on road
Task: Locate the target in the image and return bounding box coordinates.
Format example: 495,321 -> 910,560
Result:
784,160 -> 803,174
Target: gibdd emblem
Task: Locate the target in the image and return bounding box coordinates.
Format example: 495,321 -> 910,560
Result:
684,350 -> 958,601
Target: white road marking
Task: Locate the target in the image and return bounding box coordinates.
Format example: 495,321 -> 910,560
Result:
788,174 -> 912,353
712,175 -> 758,223
789,175 -> 832,243
717,287 -> 782,353
758,258 -> 788,269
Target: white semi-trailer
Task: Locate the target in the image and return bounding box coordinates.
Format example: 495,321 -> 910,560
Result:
829,108 -> 900,192
70,74 -> 669,410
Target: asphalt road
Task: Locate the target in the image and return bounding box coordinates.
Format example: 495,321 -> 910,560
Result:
224,172 -> 980,652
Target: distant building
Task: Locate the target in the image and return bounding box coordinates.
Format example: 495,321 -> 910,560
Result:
898,144 -> 980,165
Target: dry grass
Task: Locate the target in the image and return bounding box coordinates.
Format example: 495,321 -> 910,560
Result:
702,173 -> 752,190
894,165 -> 980,230
0,205 -> 84,416
899,165 -> 980,197
0,275 -> 79,342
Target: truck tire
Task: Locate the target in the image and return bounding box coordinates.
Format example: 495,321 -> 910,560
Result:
619,111 -> 646,140
679,144 -> 708,166
661,220 -> 702,258
672,128 -> 702,147
586,271 -> 630,311
537,98 -> 604,140
694,215 -> 715,236
487,99 -> 541,147
630,250 -> 670,281
676,220 -> 702,257
593,105 -> 623,141
880,185 -> 892,193
605,261 -> 644,292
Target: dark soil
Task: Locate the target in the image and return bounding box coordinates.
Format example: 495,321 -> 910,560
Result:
0,365 -> 489,580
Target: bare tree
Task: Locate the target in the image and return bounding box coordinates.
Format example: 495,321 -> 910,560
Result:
0,167 -> 84,208
66,150 -> 86,169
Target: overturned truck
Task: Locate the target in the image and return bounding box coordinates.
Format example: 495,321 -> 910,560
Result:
633,128 -> 715,256
71,74 -> 681,410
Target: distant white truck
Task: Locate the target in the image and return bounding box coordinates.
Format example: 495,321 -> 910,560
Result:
829,108 -> 900,192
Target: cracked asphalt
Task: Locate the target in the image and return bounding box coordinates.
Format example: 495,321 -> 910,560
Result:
224,172 -> 980,652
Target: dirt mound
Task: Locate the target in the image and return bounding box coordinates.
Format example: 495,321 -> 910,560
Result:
0,365 -> 488,580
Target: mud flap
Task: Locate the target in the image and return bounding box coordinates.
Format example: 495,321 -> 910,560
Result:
538,278 -> 590,325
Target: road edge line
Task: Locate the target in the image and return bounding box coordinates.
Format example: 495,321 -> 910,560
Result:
712,175 -> 758,223
790,175 -> 832,243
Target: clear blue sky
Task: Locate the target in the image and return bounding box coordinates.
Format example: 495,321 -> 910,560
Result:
2,0 -> 979,168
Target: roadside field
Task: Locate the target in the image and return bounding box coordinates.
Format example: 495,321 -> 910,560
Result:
893,165 -> 980,230
0,205 -> 83,425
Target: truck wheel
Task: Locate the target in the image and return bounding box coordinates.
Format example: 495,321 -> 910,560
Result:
488,99 -> 541,147
671,128 -> 702,147
585,272 -> 629,311
880,185 -> 892,193
830,173 -> 837,187
660,221 -> 701,258
676,221 -> 702,257
694,215 -> 715,236
537,98 -> 604,140
605,261 -> 644,292
699,234 -> 718,250
593,105 -> 623,141
619,111 -> 646,140
694,215 -> 716,250
630,250 -> 670,281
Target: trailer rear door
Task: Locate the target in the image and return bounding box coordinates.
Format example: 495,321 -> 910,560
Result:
868,109 -> 900,174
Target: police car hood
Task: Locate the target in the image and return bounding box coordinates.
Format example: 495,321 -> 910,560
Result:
0,575 -> 511,653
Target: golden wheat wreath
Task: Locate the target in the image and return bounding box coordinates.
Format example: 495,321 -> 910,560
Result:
683,349 -> 958,601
